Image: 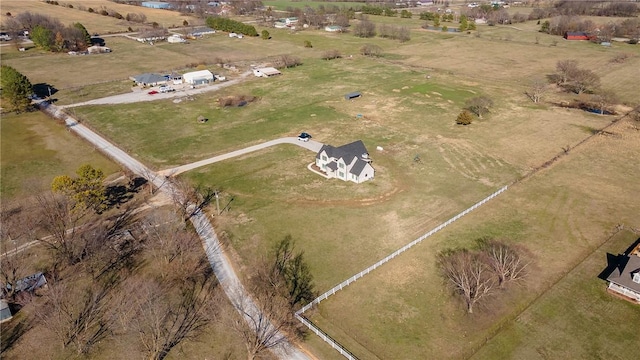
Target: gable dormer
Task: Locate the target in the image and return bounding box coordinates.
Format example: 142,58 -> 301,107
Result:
633,271 -> 640,284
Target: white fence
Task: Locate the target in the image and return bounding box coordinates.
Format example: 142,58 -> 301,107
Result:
295,185 -> 509,358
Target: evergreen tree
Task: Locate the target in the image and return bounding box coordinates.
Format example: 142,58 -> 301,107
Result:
30,25 -> 54,51
0,65 -> 33,113
73,22 -> 92,46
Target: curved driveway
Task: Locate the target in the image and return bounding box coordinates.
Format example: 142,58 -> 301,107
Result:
38,100 -> 311,360
159,137 -> 323,176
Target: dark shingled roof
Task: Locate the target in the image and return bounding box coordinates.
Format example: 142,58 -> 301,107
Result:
132,73 -> 167,84
607,255 -> 640,293
326,161 -> 338,171
316,140 -> 369,164
349,159 -> 368,175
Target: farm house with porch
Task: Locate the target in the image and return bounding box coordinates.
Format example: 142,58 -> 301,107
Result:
315,140 -> 375,184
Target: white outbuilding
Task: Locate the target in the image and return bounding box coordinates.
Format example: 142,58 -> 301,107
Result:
252,67 -> 282,78
183,70 -> 214,85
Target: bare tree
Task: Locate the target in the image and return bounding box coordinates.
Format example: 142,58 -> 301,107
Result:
465,96 -> 494,119
437,249 -> 495,313
526,76 -> 548,104
125,273 -> 217,360
555,59 -> 579,85
591,90 -> 618,115
353,16 -> 376,38
569,68 -> 600,94
168,178 -> 216,221
477,239 -> 528,287
229,287 -> 299,360
39,276 -> 119,355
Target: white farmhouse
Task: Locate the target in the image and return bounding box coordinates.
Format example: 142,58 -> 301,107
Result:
183,70 -> 214,85
607,242 -> 640,303
316,140 -> 375,183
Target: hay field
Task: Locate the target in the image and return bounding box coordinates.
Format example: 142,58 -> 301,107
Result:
0,0 -> 199,33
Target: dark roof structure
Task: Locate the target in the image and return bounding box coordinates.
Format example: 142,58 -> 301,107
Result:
317,140 -> 369,163
607,255 -> 640,292
132,73 -> 167,84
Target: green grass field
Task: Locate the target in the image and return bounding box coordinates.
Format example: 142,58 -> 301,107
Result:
0,111 -> 119,200
2,10 -> 639,360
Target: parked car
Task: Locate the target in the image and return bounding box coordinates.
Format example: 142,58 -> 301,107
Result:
298,132 -> 312,142
0,33 -> 11,41
148,90 -> 158,95
158,85 -> 175,93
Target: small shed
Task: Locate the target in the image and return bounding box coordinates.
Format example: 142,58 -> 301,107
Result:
183,70 -> 214,85
253,67 -> 282,78
345,92 -> 362,100
87,45 -> 111,54
167,34 -> 186,43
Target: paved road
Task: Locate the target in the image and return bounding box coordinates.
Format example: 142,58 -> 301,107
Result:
37,100 -> 311,360
159,137 -> 323,176
60,71 -> 253,108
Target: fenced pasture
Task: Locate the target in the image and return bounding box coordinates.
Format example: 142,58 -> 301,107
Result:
305,118 -> 640,359
471,228 -> 640,360
3,9 -> 639,360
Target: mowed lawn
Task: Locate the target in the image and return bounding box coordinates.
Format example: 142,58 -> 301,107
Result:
305,118 -> 640,360
0,111 -> 119,201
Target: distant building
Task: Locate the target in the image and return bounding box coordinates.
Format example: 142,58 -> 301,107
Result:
564,32 -> 592,41
167,34 -> 187,43
141,1 -> 171,9
252,67 -> 281,77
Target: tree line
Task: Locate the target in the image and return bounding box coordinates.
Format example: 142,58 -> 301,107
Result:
205,16 -> 258,36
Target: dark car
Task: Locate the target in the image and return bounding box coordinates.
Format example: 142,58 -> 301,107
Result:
298,132 -> 312,142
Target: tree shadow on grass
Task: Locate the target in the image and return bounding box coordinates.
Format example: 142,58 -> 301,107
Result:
105,177 -> 148,208
1,314 -> 33,354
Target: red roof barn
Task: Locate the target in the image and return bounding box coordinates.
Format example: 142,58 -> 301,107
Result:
564,32 -> 591,40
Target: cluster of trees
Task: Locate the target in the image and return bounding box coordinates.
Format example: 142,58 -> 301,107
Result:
272,54 -> 302,69
205,16 -> 258,36
438,239 -> 529,313
455,96 -> 494,125
552,60 -> 600,94
540,16 -> 640,42
2,165 -> 311,359
378,24 -> 411,42
352,16 -> 410,41
360,5 -> 398,17
0,65 -> 33,113
276,5 -> 353,29
528,1 -> 638,19
3,12 -> 91,52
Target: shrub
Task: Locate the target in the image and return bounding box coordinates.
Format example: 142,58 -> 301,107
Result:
88,8 -> 94,13
304,40 -> 312,48
360,43 -> 382,57
456,110 -> 474,125
321,50 -> 341,60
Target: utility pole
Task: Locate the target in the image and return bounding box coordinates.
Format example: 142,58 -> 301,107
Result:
215,190 -> 220,215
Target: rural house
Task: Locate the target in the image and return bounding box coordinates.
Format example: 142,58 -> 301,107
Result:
316,140 -> 375,183
606,241 -> 640,303
131,73 -> 168,87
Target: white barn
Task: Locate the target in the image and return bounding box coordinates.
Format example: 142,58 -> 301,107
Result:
183,70 -> 214,85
